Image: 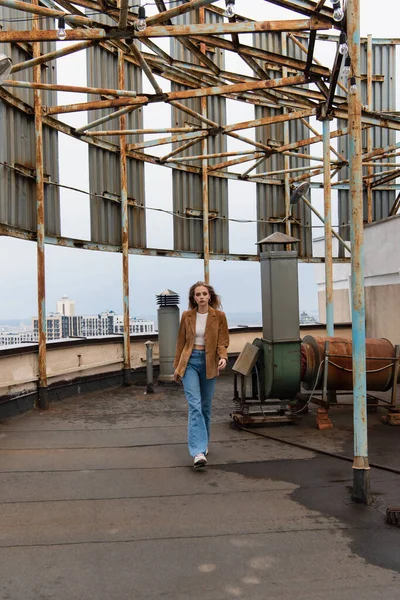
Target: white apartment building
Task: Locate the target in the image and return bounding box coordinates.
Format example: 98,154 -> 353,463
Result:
56,295 -> 75,317
0,330 -> 36,346
113,314 -> 155,335
2,299 -> 155,348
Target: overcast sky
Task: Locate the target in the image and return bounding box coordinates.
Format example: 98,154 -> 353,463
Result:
1,0 -> 398,321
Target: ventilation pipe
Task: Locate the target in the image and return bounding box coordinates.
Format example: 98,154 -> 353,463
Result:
156,289 -> 180,383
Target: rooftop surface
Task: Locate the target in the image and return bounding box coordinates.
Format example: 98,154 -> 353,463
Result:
1,375 -> 400,600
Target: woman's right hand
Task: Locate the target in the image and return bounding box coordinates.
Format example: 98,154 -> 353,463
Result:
173,369 -> 181,383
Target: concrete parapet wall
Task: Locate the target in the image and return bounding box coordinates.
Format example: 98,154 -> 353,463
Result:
0,325 -> 352,408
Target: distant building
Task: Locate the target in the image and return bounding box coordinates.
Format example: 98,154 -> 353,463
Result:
113,314 -> 155,336
56,295 -> 75,317
1,298 -> 155,348
300,311 -> 318,325
0,330 -> 36,346
79,311 -> 155,336
81,311 -> 115,337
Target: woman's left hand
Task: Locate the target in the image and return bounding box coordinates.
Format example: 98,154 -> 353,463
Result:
218,358 -> 227,372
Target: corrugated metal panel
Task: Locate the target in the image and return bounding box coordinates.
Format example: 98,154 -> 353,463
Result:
87,37 -> 145,247
171,8 -> 228,254
253,32 -> 312,257
88,146 -> 145,247
338,42 -> 396,244
0,8 -> 60,234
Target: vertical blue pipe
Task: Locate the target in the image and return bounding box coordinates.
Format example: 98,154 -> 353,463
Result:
323,118 -> 334,337
348,0 -> 370,501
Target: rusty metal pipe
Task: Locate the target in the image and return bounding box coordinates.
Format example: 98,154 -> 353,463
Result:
127,41 -> 163,95
118,0 -> 129,30
348,0 -> 370,498
2,80 -> 137,97
127,130 -> 208,151
0,0 -> 93,22
33,0 -> 48,410
366,34 -> 373,223
86,126 -> 201,136
119,48 -> 131,386
281,32 -> 291,243
0,29 -> 105,43
146,0 -> 221,26
300,194 -> 351,254
74,105 -> 141,133
10,40 -> 95,74
45,95 -> 148,115
323,118 -> 334,336
199,9 -> 210,284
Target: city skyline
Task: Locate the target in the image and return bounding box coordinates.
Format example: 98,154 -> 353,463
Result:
0,295 -> 156,347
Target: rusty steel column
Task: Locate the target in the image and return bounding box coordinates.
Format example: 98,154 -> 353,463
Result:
348,0 -> 370,504
323,118 -> 334,336
119,48 -> 131,385
201,98 -> 209,283
199,8 -> 209,283
281,33 -> 292,246
366,34 -> 373,223
33,5 -> 48,409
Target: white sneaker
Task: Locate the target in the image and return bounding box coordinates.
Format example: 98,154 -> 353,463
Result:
194,453 -> 207,468
205,448 -> 209,456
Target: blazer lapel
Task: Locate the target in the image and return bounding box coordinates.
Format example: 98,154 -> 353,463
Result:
205,306 -> 216,336
187,308 -> 197,336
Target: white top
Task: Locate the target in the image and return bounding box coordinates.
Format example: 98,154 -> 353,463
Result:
194,312 -> 208,346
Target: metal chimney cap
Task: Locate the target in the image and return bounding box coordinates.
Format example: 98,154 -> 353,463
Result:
256,232 -> 300,245
156,289 -> 180,306
157,289 -> 179,296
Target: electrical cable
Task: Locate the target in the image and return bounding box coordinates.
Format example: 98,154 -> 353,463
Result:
0,160 -> 332,229
291,360 -> 324,415
328,359 -> 394,375
233,421 -> 400,476
253,360 -> 324,418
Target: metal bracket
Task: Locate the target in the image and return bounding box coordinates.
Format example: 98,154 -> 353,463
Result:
185,208 -> 219,220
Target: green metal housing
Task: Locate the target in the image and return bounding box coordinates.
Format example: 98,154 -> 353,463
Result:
253,338 -> 301,400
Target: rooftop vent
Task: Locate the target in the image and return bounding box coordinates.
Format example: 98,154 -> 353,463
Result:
156,289 -> 180,307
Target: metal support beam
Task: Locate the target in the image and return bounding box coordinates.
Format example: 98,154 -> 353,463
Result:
10,40 -> 95,74
300,194 -> 351,254
33,0 -> 48,410
366,34 -> 373,223
2,79 -> 138,97
119,48 -> 131,386
348,0 -> 371,505
323,118 -> 334,336
281,33 -> 291,245
199,8 -> 209,284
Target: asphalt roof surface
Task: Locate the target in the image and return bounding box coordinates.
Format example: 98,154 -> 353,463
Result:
1,374 -> 400,600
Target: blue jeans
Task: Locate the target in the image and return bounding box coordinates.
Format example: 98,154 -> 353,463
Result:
182,350 -> 216,457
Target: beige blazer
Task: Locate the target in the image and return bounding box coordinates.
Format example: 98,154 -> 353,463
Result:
174,307 -> 230,379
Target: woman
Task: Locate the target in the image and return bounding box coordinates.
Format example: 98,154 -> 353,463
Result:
174,282 -> 229,469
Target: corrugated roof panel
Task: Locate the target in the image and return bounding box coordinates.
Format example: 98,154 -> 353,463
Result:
253,32 -> 312,256
0,8 -> 60,234
171,8 -> 228,254
338,41 -> 396,246
86,43 -> 145,246
89,146 -> 146,247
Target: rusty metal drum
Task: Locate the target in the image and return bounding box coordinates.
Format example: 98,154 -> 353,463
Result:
301,336 -> 396,392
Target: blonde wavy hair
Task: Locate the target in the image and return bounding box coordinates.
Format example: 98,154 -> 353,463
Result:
188,281 -> 222,310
